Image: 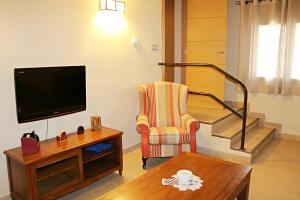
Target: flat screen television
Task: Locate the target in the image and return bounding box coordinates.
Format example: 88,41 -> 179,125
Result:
14,66 -> 86,123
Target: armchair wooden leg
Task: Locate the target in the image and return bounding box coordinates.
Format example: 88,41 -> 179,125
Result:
142,157 -> 148,169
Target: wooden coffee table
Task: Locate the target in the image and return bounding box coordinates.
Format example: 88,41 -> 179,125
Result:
100,152 -> 252,200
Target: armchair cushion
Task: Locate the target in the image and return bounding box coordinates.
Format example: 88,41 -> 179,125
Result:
149,127 -> 190,145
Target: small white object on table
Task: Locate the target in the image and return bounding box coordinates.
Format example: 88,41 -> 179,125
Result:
162,169 -> 204,191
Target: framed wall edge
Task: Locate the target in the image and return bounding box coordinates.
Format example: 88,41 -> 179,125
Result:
181,0 -> 187,84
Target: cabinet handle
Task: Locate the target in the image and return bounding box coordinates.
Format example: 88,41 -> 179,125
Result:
216,50 -> 225,54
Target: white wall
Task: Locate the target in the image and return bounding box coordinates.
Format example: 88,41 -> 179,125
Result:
225,0 -> 240,101
0,0 -> 162,197
226,0 -> 300,136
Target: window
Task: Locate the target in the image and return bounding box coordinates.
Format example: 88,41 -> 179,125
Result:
255,23 -> 281,79
255,22 -> 300,80
292,23 -> 300,79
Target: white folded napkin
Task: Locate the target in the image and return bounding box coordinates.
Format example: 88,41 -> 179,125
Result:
162,174 -> 204,191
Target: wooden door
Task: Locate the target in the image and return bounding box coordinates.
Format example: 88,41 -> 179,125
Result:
184,0 -> 227,109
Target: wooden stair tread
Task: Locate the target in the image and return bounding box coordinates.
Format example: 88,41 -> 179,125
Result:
231,127 -> 275,153
187,105 -> 243,124
213,117 -> 258,139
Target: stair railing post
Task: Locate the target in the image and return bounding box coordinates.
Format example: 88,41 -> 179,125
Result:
240,88 -> 248,150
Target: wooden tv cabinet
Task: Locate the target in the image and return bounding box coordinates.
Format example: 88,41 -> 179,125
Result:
4,127 -> 123,200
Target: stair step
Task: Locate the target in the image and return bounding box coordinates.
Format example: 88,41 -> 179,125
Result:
231,127 -> 276,153
188,105 -> 243,124
213,117 -> 258,139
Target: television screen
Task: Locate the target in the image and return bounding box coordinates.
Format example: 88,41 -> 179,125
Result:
14,66 -> 86,123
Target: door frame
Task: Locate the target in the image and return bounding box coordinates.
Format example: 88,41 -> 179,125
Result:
162,0 -> 187,83
181,0 -> 187,84
163,0 -> 175,82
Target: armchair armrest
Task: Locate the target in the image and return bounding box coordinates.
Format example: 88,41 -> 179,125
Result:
180,113 -> 200,133
136,114 -> 150,134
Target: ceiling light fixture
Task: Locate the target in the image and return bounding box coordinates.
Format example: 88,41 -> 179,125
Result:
100,0 -> 125,13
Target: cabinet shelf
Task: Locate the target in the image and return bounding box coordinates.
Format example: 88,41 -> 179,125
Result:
38,172 -> 79,196
84,158 -> 119,180
83,149 -> 115,164
36,157 -> 77,182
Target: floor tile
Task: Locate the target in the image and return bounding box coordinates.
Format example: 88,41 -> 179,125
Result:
2,138 -> 299,200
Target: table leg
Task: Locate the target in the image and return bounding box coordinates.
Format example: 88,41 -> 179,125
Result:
237,183 -> 250,200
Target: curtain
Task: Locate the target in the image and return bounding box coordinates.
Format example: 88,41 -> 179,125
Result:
238,0 -> 300,96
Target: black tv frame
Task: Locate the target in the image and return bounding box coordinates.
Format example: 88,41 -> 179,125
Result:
14,65 -> 86,123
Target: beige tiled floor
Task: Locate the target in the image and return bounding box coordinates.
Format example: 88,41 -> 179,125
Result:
58,150 -> 169,200
249,138 -> 300,200
57,138 -> 300,200
3,138 -> 299,200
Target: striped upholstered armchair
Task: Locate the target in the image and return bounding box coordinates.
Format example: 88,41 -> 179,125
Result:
136,81 -> 200,169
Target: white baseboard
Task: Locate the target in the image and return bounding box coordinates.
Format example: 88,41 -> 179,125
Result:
277,133 -> 300,141
197,146 -> 251,165
0,195 -> 11,200
123,143 -> 140,154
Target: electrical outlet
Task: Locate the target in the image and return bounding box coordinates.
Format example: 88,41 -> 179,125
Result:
152,45 -> 159,51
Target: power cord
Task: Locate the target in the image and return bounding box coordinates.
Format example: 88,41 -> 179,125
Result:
46,119 -> 49,140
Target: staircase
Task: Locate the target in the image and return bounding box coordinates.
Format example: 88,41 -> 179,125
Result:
188,103 -> 278,163
158,62 -> 279,163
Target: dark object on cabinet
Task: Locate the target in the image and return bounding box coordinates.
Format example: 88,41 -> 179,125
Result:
56,131 -> 68,142
21,131 -> 40,154
77,126 -> 85,135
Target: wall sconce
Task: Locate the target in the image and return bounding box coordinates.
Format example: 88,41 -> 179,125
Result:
100,0 -> 125,13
